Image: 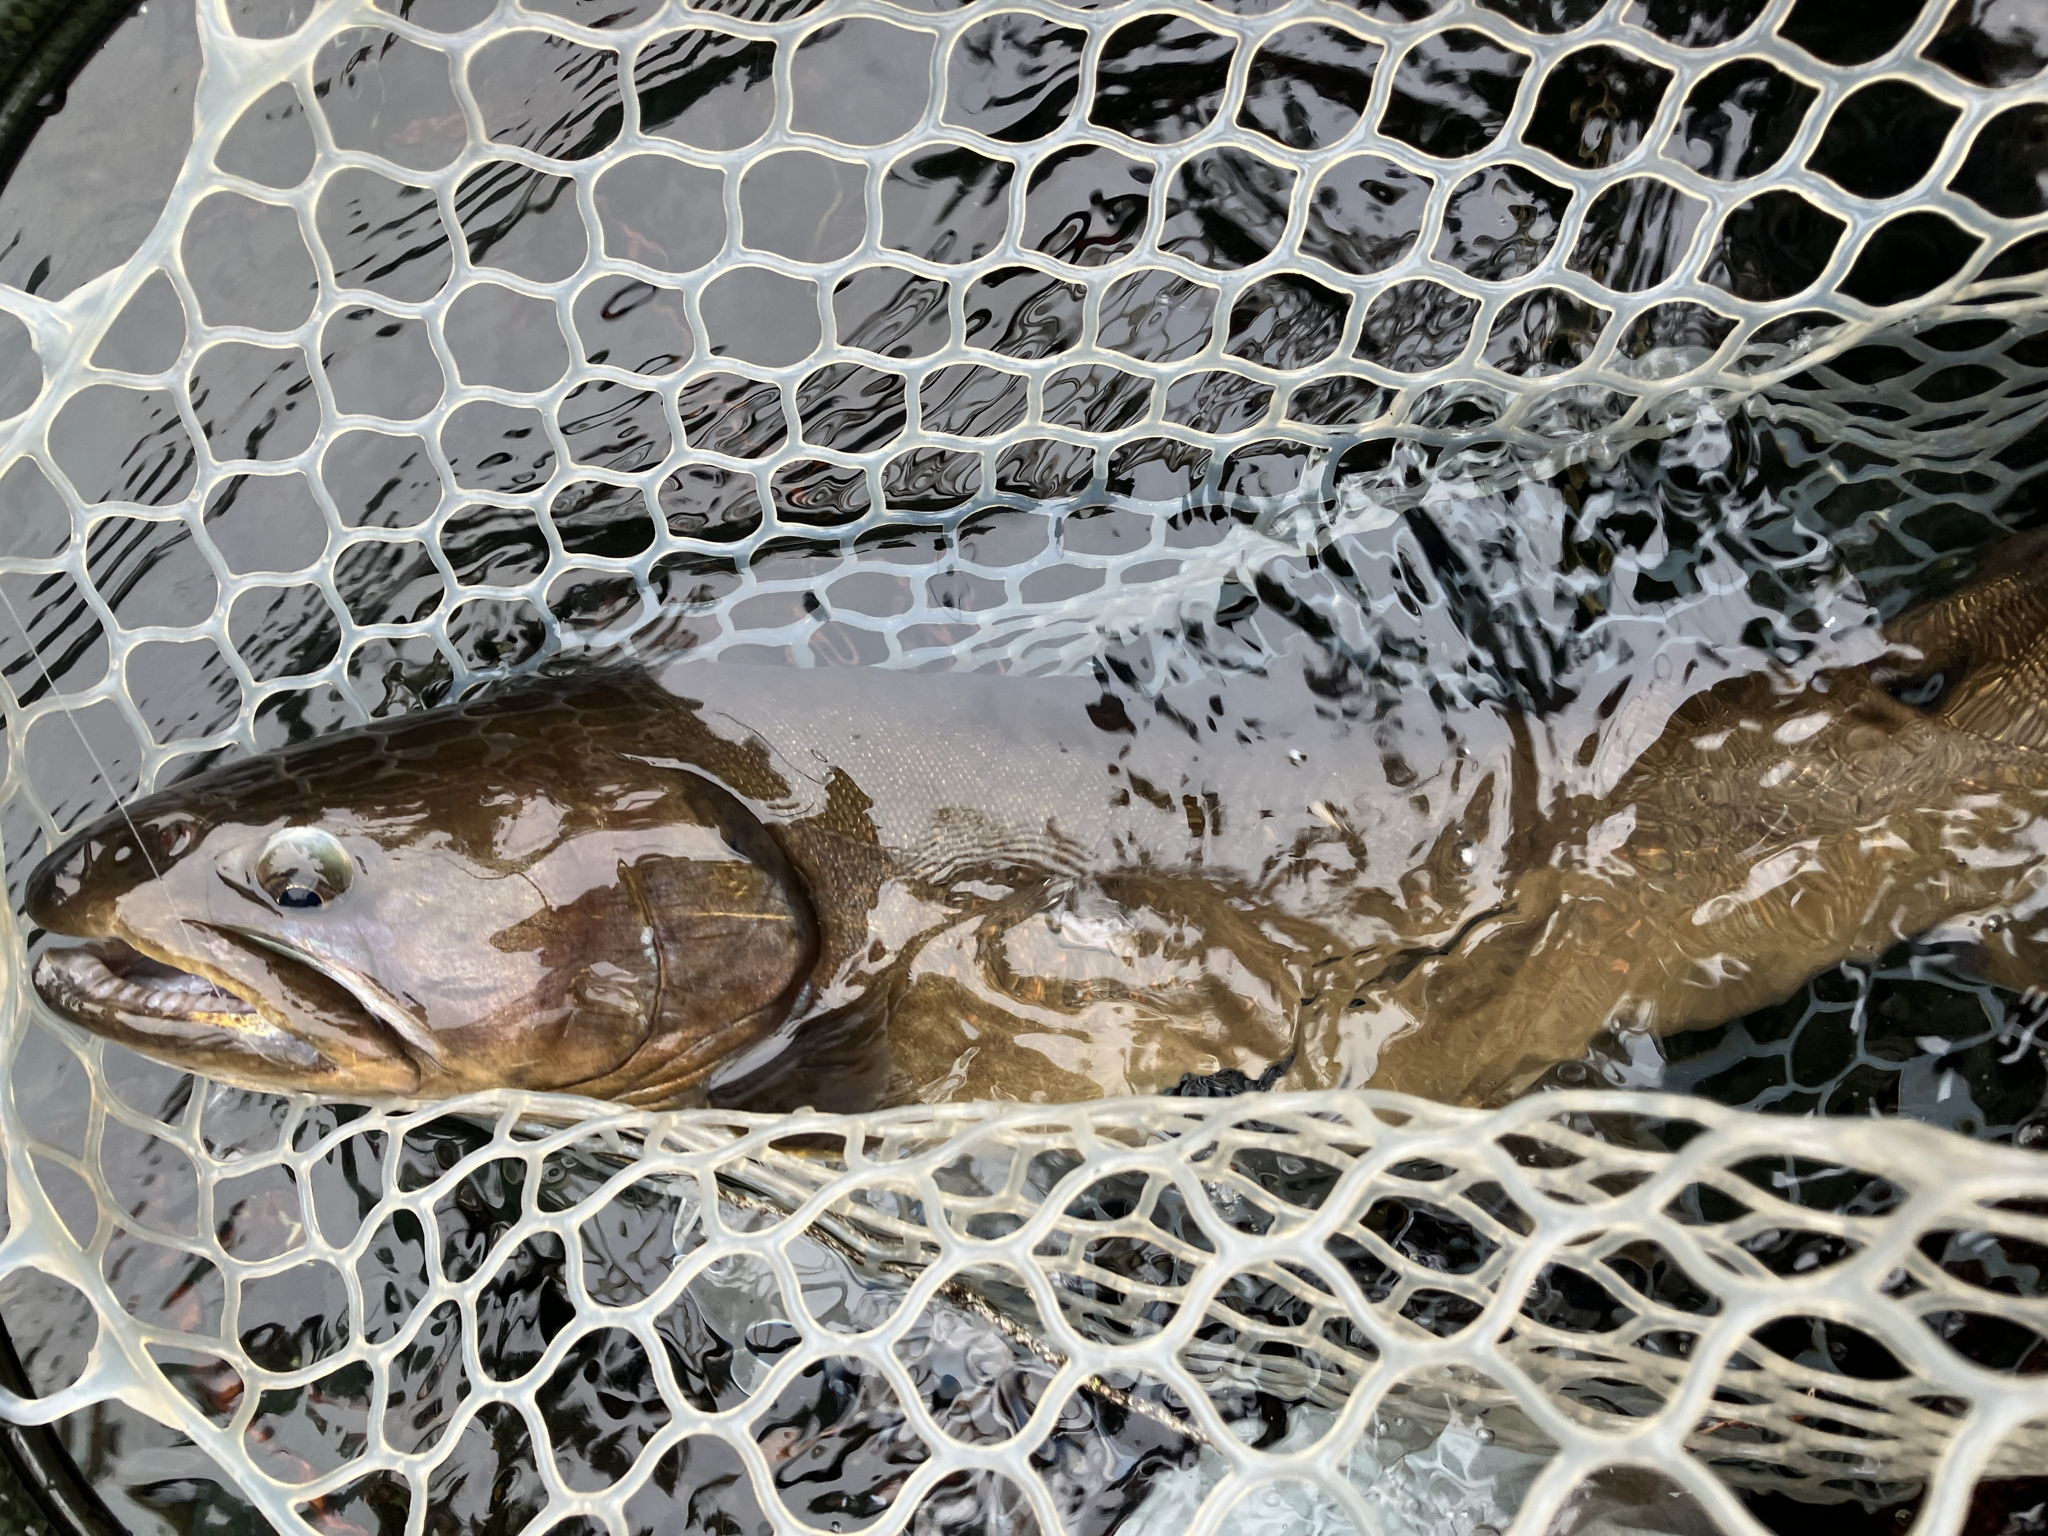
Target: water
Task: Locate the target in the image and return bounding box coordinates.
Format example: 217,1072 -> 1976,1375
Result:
2,2 -> 2047,1534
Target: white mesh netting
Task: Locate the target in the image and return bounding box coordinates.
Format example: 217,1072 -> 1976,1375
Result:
0,0 -> 2046,1531
9,1082 -> 2048,1535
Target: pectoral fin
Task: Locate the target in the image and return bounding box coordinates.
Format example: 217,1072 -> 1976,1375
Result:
1309,890 -> 1577,1105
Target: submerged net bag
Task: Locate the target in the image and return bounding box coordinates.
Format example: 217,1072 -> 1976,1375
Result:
0,0 -> 2045,1531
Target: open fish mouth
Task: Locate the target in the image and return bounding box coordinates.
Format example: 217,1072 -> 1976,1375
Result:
36,938 -> 265,1027
31,936 -> 329,1074
27,932 -> 415,1088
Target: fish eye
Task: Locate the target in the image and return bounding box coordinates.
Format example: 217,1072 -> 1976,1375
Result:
254,827 -> 353,912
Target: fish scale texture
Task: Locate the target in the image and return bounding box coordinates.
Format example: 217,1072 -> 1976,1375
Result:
0,0 -> 2044,1532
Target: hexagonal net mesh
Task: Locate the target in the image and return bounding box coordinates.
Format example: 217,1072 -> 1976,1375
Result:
0,0 -> 2045,1532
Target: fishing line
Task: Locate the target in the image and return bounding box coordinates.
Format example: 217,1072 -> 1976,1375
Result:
0,578 -> 200,936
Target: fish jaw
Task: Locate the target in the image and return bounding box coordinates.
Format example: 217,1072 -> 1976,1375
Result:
31,927 -> 424,1097
35,938 -> 318,1064
24,794 -> 430,1096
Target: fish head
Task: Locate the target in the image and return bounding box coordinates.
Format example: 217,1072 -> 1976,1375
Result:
25,681 -> 818,1105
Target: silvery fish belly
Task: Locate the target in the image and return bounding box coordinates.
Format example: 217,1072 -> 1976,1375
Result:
24,535 -> 2048,1111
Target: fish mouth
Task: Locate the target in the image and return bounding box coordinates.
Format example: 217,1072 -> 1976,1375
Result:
30,931 -> 421,1093
36,938 -> 266,1026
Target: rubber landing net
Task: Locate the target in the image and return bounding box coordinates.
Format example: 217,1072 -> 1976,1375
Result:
0,1 -> 2044,1533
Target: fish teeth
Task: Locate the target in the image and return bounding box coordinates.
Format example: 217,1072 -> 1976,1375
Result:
45,945 -> 256,1018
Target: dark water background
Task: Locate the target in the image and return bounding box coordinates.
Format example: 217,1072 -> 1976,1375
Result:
0,2 -> 2045,1534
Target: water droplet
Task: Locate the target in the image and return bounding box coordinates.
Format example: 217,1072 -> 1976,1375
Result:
1983,913 -> 2007,934
1454,839 -> 1478,870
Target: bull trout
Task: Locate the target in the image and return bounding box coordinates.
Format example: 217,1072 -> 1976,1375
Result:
23,536 -> 2048,1111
